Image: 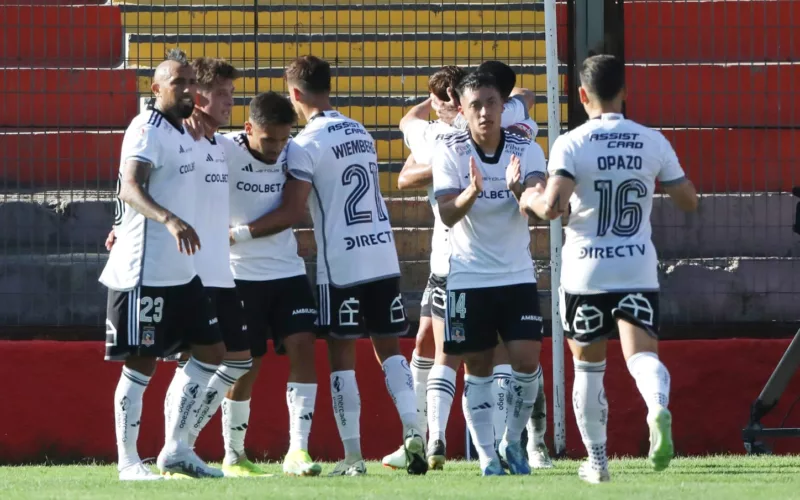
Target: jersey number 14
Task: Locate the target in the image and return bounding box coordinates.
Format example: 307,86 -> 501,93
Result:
594,179 -> 647,237
342,163 -> 388,226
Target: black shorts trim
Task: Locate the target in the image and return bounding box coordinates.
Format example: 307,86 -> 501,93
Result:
420,273 -> 447,320
443,283 -> 543,355
560,289 -> 660,345
317,277 -> 409,339
104,276 -> 223,361
236,274 -> 318,357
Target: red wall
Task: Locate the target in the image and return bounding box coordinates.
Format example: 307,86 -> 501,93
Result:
2,338 -> 800,464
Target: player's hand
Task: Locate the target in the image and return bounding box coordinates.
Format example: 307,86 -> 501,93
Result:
506,154 -> 522,191
446,86 -> 459,106
104,228 -> 116,251
469,156 -> 483,193
184,109 -> 206,141
165,215 -> 201,255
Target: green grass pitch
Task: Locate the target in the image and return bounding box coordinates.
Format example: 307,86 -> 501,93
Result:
2,456 -> 800,499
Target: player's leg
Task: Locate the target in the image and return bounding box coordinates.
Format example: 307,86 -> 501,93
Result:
320,282 -> 367,476
382,280 -> 435,470
215,279 -> 273,476
363,278 -> 427,476
273,275 -> 322,477
447,287 -> 505,476
158,277 -> 226,478
496,283 -> 543,476
613,292 -> 672,471
189,288 -> 253,451
491,342 -> 512,457
562,290 -> 612,484
426,279 -> 461,470
106,286 -> 163,481
526,365 -> 553,469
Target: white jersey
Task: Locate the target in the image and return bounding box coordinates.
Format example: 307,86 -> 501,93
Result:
288,110 -> 399,287
192,135 -> 235,288
223,132 -> 306,281
402,118 -> 458,277
100,108 -> 198,291
548,113 -> 687,294
432,129 -> 547,290
452,94 -> 529,130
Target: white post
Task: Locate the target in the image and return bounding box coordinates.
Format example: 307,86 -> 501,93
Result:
544,0 -> 567,457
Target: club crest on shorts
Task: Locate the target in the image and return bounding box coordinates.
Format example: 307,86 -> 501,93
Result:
450,322 -> 466,343
141,326 -> 156,347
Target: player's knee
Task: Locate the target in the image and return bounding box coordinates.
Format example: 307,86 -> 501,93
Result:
192,341 -> 226,366
463,351 -> 494,377
414,319 -> 435,358
371,336 -> 401,363
124,356 -> 157,377
511,358 -> 540,375
327,338 -> 357,371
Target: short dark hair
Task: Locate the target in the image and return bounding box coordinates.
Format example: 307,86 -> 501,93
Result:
455,71 -> 502,100
579,54 -> 625,101
249,91 -> 297,128
284,55 -> 331,94
476,61 -> 516,100
165,48 -> 189,66
428,66 -> 467,102
192,57 -> 240,89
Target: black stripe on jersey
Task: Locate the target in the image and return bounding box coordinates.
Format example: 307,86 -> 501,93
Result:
442,131 -> 470,147
524,171 -> 546,183
147,110 -> 159,126
552,168 -> 575,180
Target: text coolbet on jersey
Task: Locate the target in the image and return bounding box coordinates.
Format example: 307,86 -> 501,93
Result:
223,132 -> 306,281
549,113 -> 687,294
432,130 -> 547,290
287,111 -> 399,287
193,135 -> 236,288
100,109 -> 199,291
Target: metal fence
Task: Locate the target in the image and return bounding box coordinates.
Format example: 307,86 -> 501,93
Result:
0,0 -> 797,336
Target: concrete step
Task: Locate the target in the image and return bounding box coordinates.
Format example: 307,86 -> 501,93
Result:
3,192 -> 797,260
136,65 -> 565,94
1,253 -> 796,326
120,3 -> 546,35
125,32 -> 546,70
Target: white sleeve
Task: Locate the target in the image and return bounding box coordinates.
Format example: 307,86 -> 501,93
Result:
432,146 -> 462,198
402,118 -> 435,163
522,142 -> 547,184
286,133 -> 317,184
657,134 -> 687,185
547,134 -> 576,181
500,95 -> 529,127
121,123 -> 161,168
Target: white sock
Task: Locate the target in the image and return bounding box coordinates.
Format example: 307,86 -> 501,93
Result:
491,364 -> 512,448
410,352 -> 433,436
287,382 -> 317,453
426,364 -> 456,444
573,358 -> 609,472
464,374 -> 497,469
222,398 -> 250,465
330,370 -> 362,460
114,366 -> 151,471
626,351 -> 671,418
527,368 -> 547,452
382,355 -> 420,434
504,367 -> 540,444
164,357 -> 217,452
189,358 -> 253,446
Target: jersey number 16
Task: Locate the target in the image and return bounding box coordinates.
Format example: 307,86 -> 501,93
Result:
594,179 -> 647,237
